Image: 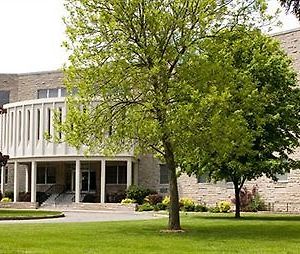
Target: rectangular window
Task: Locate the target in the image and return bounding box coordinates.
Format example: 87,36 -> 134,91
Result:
37,166 -> 56,184
18,111 -> 22,145
47,108 -> 51,136
10,112 -> 14,145
276,173 -> 288,182
37,109 -> 40,140
197,174 -> 208,183
49,89 -> 58,98
106,165 -> 127,184
60,88 -> 67,97
160,164 -> 169,184
37,89 -> 47,99
0,91 -> 10,106
27,110 -> 30,141
58,107 -> 62,139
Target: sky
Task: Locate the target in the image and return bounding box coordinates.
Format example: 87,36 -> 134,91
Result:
0,0 -> 299,73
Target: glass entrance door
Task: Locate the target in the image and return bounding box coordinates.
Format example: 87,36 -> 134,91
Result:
71,170 -> 96,192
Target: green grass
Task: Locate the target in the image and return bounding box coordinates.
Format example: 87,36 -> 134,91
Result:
0,209 -> 62,219
0,213 -> 300,253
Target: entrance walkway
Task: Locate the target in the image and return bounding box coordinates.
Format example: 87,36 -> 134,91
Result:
0,210 -> 165,224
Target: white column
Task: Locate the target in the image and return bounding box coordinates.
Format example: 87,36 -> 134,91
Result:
31,161 -> 37,203
75,159 -> 80,203
13,161 -> 19,202
25,167 -> 29,193
127,159 -> 132,188
100,159 -> 106,203
1,166 -> 5,195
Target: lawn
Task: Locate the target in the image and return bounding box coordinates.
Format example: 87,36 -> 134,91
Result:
0,213 -> 299,253
0,209 -> 63,219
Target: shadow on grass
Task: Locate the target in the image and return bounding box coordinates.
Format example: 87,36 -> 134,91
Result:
194,213 -> 300,222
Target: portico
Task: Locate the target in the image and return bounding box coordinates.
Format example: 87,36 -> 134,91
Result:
6,157 -> 134,205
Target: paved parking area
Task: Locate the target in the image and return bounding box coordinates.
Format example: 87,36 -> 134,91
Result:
0,210 -> 165,224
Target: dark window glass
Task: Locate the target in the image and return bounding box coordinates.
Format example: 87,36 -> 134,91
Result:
49,89 -> 58,98
37,167 -> 46,184
37,89 -> 47,99
106,166 -> 118,184
197,174 -> 208,183
60,88 -> 67,97
0,91 -> 9,106
160,164 -> 169,184
47,167 -> 56,184
118,165 -> 127,184
90,171 -> 96,190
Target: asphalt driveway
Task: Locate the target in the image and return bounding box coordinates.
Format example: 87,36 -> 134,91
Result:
0,210 -> 165,224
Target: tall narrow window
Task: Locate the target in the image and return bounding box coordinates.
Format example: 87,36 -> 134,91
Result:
27,110 -> 31,142
58,107 -> 62,139
10,112 -> 14,145
18,111 -> 21,145
47,108 -> 51,136
3,114 -> 6,147
37,109 -> 40,141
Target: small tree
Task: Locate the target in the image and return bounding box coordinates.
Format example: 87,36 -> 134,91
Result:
181,28 -> 300,218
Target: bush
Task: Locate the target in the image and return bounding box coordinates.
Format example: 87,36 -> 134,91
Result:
180,198 -> 195,212
153,202 -> 166,211
218,201 -> 231,213
194,204 -> 208,212
107,192 -> 126,203
126,185 -> 154,205
162,196 -> 170,207
232,186 -> 266,212
121,198 -> 136,204
138,203 -> 154,212
208,206 -> 220,213
4,191 -> 13,200
1,197 -> 12,202
145,194 -> 163,205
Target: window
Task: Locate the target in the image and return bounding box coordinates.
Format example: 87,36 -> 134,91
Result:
276,173 -> 288,182
0,166 -> 9,184
47,108 -> 51,136
37,166 -> 56,184
37,109 -> 41,140
197,174 -> 208,183
18,111 -> 21,145
106,165 -> 127,184
0,91 -> 10,106
27,110 -> 30,141
160,164 -> 169,184
37,88 -> 66,99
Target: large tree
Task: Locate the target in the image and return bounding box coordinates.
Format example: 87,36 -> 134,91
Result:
180,28 -> 300,218
280,0 -> 300,19
60,0 -> 271,230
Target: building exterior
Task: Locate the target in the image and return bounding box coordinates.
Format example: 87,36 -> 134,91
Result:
0,28 -> 299,210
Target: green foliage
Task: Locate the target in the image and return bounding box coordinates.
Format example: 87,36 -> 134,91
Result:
138,203 -> 154,212
60,0 -> 277,229
218,201 -> 231,213
145,194 -> 163,205
0,197 -> 11,203
162,196 -> 170,207
180,198 -> 195,212
121,198 -> 136,204
126,185 -> 153,205
153,202 -> 167,211
194,204 -> 208,212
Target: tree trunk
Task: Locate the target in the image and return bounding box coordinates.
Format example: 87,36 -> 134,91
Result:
234,181 -> 241,219
164,140 -> 181,230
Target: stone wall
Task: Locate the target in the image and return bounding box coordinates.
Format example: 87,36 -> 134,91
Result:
17,71 -> 64,101
0,74 -> 19,103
